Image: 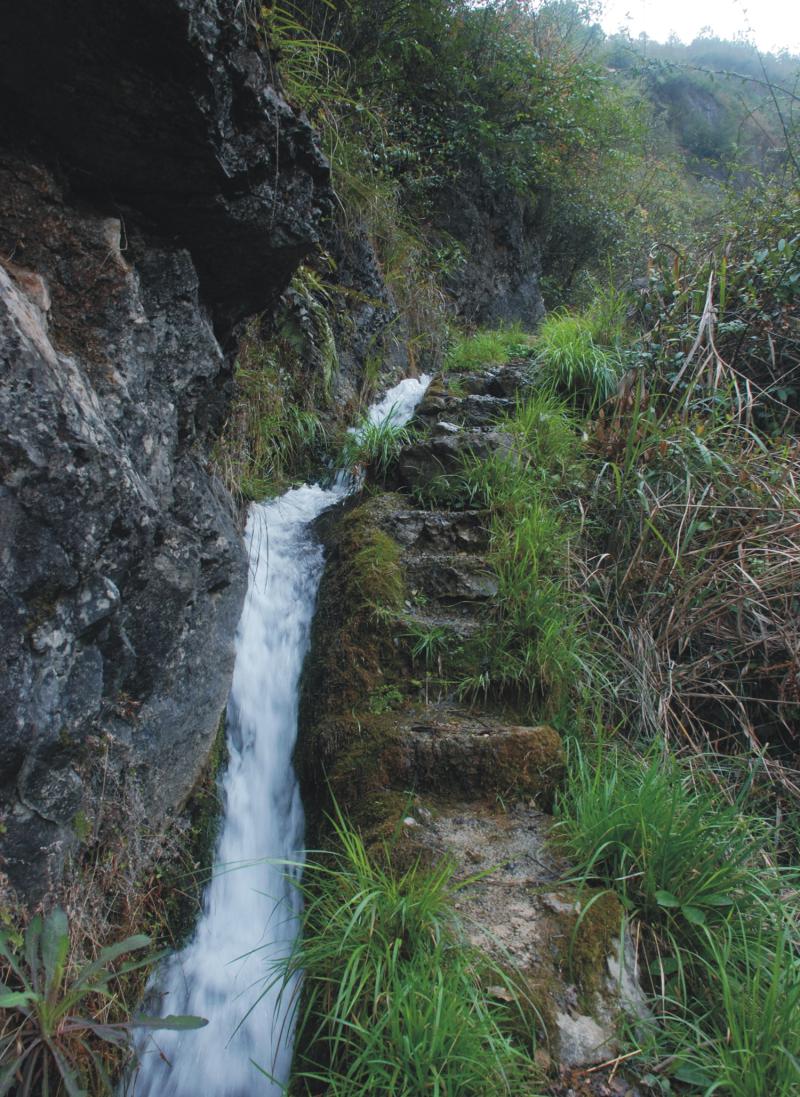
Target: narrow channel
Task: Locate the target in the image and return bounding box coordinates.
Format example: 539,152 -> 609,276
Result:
133,375 -> 430,1097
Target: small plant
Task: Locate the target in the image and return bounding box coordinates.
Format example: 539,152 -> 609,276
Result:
404,622 -> 457,673
339,417 -> 412,480
0,908 -> 206,1096
367,684 -> 404,714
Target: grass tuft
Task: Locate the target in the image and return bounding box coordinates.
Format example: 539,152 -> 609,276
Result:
445,324 -> 534,373
272,810 -> 539,1096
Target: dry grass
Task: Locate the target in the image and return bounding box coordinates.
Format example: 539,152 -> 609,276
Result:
581,379 -> 800,797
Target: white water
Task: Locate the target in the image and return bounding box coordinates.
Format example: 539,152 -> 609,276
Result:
133,373 -> 430,1097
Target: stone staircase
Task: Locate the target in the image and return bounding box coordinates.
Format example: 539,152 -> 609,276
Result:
298,361 -> 647,1075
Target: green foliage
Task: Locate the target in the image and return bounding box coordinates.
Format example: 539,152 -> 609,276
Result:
275,810 -> 538,1095
432,395 -> 589,710
0,909 -> 206,1096
555,737 -> 800,1096
503,391 -> 583,475
533,302 -> 628,412
366,684 -> 404,714
339,417 -> 412,480
655,919 -> 800,1097
213,298 -> 329,502
555,741 -> 769,931
638,182 -> 800,418
444,324 -> 533,373
403,622 -> 458,674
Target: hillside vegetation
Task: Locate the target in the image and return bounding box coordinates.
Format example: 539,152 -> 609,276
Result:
253,3 -> 800,1095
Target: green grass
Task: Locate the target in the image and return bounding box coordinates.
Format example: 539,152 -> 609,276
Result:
275,812 -> 539,1096
213,316 -> 327,501
339,417 -> 412,480
554,741 -> 773,932
554,736 -> 800,1096
444,324 -> 534,373
534,309 -> 624,412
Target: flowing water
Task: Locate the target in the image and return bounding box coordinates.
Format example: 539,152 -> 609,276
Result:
133,374 -> 430,1097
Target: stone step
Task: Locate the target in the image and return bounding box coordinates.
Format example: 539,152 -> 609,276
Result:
377,506 -> 490,554
395,426 -> 513,493
399,606 -> 482,642
415,391 -> 515,429
404,551 -> 498,605
407,799 -> 649,1069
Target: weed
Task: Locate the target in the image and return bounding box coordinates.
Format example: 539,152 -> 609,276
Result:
403,622 -> 457,674
554,740 -> 772,932
0,908 -> 205,1095
555,734 -> 800,1095
534,309 -> 624,412
339,417 -> 412,481
213,312 -> 328,503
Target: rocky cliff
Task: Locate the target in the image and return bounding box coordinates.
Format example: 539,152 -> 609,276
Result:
0,0 -> 332,900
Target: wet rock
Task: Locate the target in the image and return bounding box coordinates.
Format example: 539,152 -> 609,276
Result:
416,391 -> 514,428
404,553 -> 498,604
402,720 -> 565,802
379,509 -> 490,553
435,177 -> 545,328
0,0 -> 333,901
396,428 -> 513,492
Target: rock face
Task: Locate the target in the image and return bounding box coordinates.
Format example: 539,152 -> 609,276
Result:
0,0 -> 332,900
0,0 -> 332,331
436,179 -> 546,330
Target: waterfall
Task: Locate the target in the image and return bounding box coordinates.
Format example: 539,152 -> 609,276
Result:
132,374 -> 430,1097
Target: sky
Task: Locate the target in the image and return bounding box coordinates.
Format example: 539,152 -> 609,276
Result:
598,0 -> 800,55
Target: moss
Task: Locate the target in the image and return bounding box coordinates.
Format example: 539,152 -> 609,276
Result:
72,810 -> 92,844
489,725 -> 566,807
160,714 -> 229,947
568,890 -> 625,1009
535,888 -> 626,1016
297,495 -> 411,811
341,512 -> 405,615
